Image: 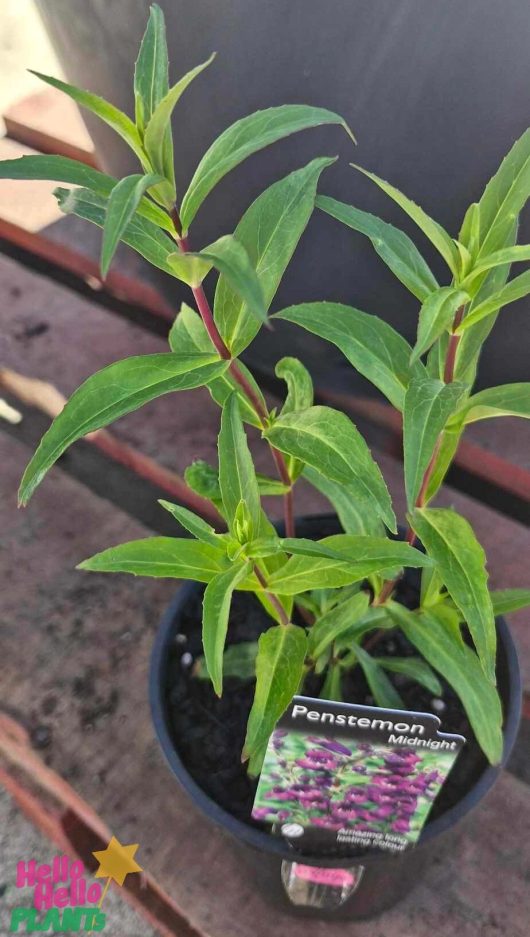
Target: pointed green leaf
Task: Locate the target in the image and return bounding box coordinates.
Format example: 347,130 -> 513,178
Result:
214,158 -> 335,354
458,267 -> 530,332
456,383 -> 530,423
218,394 -> 261,537
265,406 -> 396,531
134,3 -> 169,132
78,537 -> 228,581
476,128 -> 530,258
30,71 -> 145,164
374,657 -> 442,696
244,624 -> 307,775
387,603 -> 503,764
274,303 -> 426,410
423,421 -> 465,503
351,164 -> 459,274
0,154 -> 176,229
308,591 -> 370,659
158,500 -> 221,546
55,187 -> 176,274
202,561 -> 251,695
410,508 -> 496,682
458,202 -> 481,259
489,588 -> 530,616
462,244 -> 530,291
101,173 -> 161,276
19,353 -> 228,505
449,221 -> 518,385
350,644 -> 404,709
316,195 -> 438,301
180,105 -> 353,231
144,53 -> 216,180
303,466 -> 384,536
265,536 -> 431,594
412,287 -> 470,363
403,378 -> 468,508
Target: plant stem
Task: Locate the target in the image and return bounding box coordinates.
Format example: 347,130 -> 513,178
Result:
253,563 -> 290,626
170,207 -> 295,537
374,304 -> 466,609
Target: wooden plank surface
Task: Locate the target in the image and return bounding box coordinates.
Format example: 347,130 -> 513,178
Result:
1,254 -> 529,936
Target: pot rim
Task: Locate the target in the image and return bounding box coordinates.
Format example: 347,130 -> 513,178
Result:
150,515 -> 522,867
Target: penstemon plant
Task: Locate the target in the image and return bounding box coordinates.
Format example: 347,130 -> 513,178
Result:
5,5 -> 530,776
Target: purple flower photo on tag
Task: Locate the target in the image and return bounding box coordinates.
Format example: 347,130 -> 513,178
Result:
253,728 -> 456,848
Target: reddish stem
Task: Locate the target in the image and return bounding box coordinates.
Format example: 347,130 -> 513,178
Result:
172,210 -> 295,537
253,564 -> 290,625
444,305 -> 465,384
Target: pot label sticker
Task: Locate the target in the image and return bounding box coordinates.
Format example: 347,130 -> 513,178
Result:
252,695 -> 465,855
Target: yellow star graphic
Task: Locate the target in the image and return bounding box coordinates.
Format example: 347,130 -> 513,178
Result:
92,836 -> 143,888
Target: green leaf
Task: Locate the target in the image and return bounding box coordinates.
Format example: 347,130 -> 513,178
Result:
184,460 -> 224,513
167,253 -> 213,286
158,500 -> 221,546
274,303 -> 425,410
134,3 -> 169,133
412,287 -> 470,363
265,536 -> 431,594
489,588 -> 530,616
308,591 -> 370,659
374,657 -> 442,696
423,421 -> 465,503
168,304 -> 266,426
202,561 -> 251,695
195,642 -> 258,682
409,508 -> 496,682
264,406 -> 396,531
458,268 -> 530,332
19,353 -> 228,505
458,202 -> 481,259
101,173 -> 161,276
0,154 -> 175,230
461,244 -> 530,290
387,603 -> 503,764
351,164 -> 460,275
350,644 -> 404,709
476,128 -> 530,258
180,105 -> 354,231
144,53 -> 216,183
276,357 -> 314,414
55,187 -> 176,275
30,70 -> 145,164
316,195 -> 438,301
78,537 -> 228,581
218,394 -> 261,537
243,624 -> 307,775
455,383 -> 530,423
449,221 -> 518,386
214,157 -> 335,355
403,378 -> 468,508
302,466 -> 384,536
200,235 -> 267,329
320,664 -> 343,701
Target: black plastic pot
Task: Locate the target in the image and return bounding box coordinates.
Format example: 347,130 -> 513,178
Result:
150,516 -> 521,919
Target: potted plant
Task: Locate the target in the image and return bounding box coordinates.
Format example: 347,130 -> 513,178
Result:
4,4 -> 528,920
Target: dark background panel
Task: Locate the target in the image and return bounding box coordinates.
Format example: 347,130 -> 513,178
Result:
36,0 -> 530,393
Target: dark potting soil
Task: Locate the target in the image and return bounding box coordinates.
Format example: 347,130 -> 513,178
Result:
165,517 -> 493,838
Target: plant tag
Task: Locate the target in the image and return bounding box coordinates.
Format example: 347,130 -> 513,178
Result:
252,695 -> 465,855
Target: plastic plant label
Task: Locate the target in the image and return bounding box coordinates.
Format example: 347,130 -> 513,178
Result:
252,695 -> 465,855
280,860 -> 364,909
